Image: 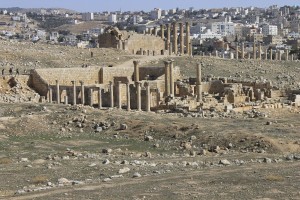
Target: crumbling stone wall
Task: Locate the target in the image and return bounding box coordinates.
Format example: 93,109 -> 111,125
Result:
99,28 -> 165,54
126,34 -> 165,54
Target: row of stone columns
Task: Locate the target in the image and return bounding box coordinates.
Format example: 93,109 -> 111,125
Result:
236,42 -> 291,61
51,79 -> 152,112
161,22 -> 191,56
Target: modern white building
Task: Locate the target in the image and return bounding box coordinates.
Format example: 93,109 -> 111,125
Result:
82,12 -> 94,21
150,8 -> 161,20
108,14 -> 117,24
261,24 -> 278,36
212,22 -> 235,36
199,29 -> 222,40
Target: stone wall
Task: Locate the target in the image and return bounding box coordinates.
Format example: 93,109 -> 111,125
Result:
30,67 -> 101,97
98,33 -> 118,49
126,34 -> 165,54
99,30 -> 165,55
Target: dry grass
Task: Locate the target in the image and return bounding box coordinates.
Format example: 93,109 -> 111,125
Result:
265,174 -> 285,182
0,157 -> 13,165
31,175 -> 49,185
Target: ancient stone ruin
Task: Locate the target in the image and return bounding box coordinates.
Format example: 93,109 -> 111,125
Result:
98,22 -> 192,56
26,60 -> 300,113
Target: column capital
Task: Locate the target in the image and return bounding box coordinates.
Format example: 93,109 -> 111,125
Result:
56,80 -> 59,84
133,60 -> 140,66
79,80 -> 84,85
71,80 -> 76,84
164,60 -> 171,65
145,82 -> 150,87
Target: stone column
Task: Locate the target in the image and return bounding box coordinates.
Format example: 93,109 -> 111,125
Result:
164,60 -> 171,97
189,42 -> 193,57
265,49 -> 268,60
258,43 -> 262,60
117,81 -> 122,109
285,49 -> 289,61
71,81 -> 76,105
169,59 -> 175,96
118,35 -> 122,50
56,80 -> 60,104
241,42 -> 245,59
133,60 -> 140,82
291,54 -> 294,61
98,87 -> 102,109
136,82 -> 141,111
154,26 -> 158,36
64,95 -> 68,105
160,24 -> 164,39
110,81 -> 114,108
270,49 -> 273,60
275,50 -> 278,60
169,42 -> 172,56
47,87 -> 52,103
89,88 -> 93,107
145,82 -> 151,112
173,22 -> 178,55
126,83 -> 131,111
253,43 -> 256,59
166,23 -> 171,50
80,81 -> 85,105
196,63 -> 202,102
235,43 -> 239,60
179,23 -> 184,55
185,22 -> 190,55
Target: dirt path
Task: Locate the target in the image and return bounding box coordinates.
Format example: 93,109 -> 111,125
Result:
9,161 -> 300,200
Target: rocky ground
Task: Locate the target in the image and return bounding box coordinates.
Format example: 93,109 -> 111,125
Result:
0,40 -> 300,199
0,103 -> 300,199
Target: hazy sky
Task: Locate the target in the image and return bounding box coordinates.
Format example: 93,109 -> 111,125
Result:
1,0 -> 299,12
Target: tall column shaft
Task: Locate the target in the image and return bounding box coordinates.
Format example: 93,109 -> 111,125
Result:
136,82 -> 141,111
253,43 -> 256,59
166,24 -> 171,50
133,60 -> 140,82
48,87 -> 53,103
179,23 -> 184,55
154,27 -> 158,36
169,60 -> 174,96
126,83 -> 131,111
258,43 -> 262,60
173,22 -> 178,55
72,81 -> 76,105
196,63 -> 202,102
285,49 -> 289,61
89,88 -> 93,106
265,49 -> 268,60
160,25 -> 164,39
110,81 -> 114,108
56,80 -> 60,104
98,87 -> 102,109
80,81 -> 85,105
117,81 -> 122,109
235,43 -> 239,60
185,22 -> 190,55
145,82 -> 151,112
241,43 -> 245,59
164,61 -> 171,97
270,49 -> 273,60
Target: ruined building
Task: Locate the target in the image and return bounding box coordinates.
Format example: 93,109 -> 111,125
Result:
26,59 -> 298,113
98,22 -> 192,56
